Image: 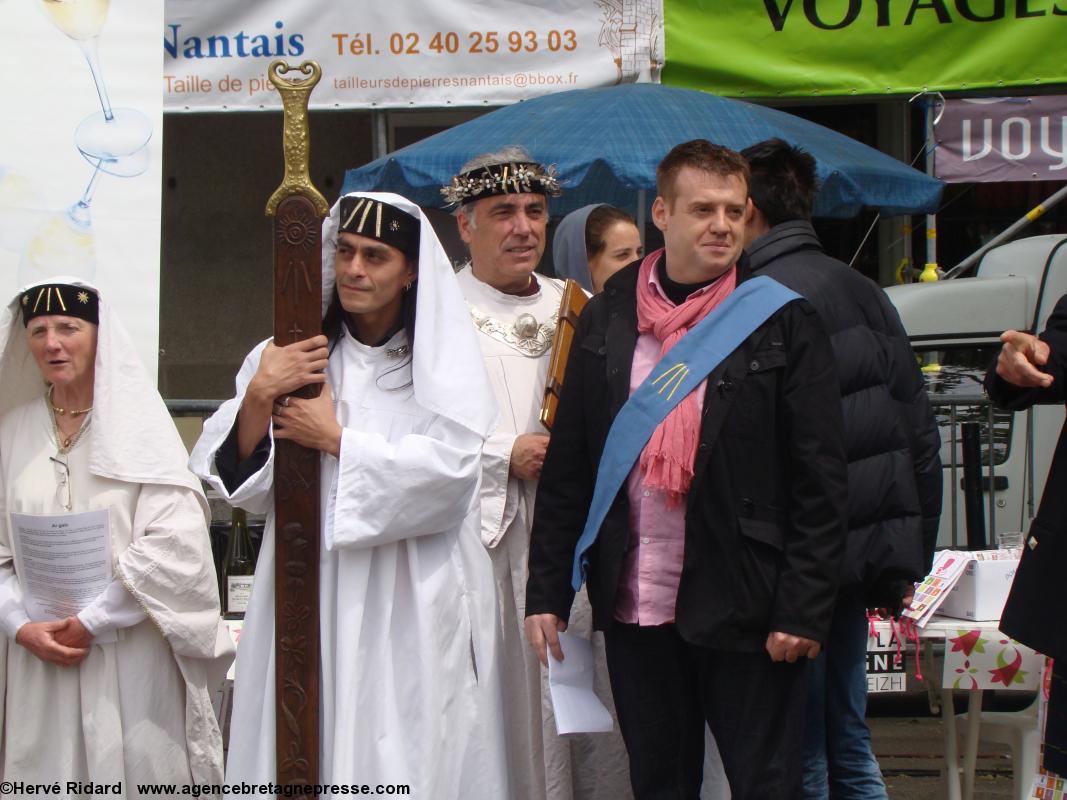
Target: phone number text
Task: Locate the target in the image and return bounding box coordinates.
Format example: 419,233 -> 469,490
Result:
332,30 -> 579,57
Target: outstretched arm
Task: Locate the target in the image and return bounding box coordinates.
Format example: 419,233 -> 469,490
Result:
986,294 -> 1067,409
995,330 -> 1053,389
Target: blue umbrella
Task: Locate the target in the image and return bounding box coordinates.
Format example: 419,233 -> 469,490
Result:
342,83 -> 942,219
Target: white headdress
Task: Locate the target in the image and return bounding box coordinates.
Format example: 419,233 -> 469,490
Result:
0,276 -> 208,519
321,192 -> 498,439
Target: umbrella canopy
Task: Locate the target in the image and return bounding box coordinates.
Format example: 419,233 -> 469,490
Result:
342,83 -> 942,219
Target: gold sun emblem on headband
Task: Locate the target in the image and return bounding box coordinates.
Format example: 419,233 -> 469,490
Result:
389,219 -> 401,231
77,291 -> 90,304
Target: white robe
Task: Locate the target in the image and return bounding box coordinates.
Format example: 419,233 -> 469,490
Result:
191,329 -> 508,797
456,266 -> 633,800
0,399 -> 226,792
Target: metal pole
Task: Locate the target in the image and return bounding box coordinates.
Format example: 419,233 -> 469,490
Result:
372,111 -> 389,160
961,421 -> 986,550
924,99 -> 938,273
987,403 -> 996,539
943,183 -> 1067,279
950,404 -> 959,548
165,398 -> 224,415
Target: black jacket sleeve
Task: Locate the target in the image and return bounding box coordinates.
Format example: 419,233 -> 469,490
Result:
986,293 -> 1067,410
215,420 -> 271,495
525,300 -> 601,622
769,302 -> 849,642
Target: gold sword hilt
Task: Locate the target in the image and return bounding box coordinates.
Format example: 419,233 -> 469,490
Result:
265,60 -> 329,218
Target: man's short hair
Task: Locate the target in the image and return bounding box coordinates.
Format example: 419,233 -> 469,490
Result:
458,145 -> 536,175
656,140 -> 750,206
453,145 -> 538,229
741,138 -> 818,226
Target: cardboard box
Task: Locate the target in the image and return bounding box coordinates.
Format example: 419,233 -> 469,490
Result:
937,554 -> 1019,621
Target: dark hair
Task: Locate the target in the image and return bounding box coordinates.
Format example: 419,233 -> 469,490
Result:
740,138 -> 818,226
585,205 -> 637,259
656,140 -> 750,205
321,264 -> 418,356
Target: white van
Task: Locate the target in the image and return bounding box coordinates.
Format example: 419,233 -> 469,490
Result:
885,234 -> 1067,549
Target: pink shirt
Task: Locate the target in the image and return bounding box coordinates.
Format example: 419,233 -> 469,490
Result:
613,267 -> 720,626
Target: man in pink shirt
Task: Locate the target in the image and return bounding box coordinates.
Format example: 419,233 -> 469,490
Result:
525,140 -> 848,799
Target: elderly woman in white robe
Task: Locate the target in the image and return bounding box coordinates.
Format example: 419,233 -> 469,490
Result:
0,278 -> 233,787
191,193 -> 509,796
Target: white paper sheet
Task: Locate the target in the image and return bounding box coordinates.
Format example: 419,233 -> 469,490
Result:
902,548 -> 1020,627
547,630 -> 614,735
901,548 -> 972,627
9,508 -> 112,622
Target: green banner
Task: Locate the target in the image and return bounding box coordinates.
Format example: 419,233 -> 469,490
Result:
663,0 -> 1066,98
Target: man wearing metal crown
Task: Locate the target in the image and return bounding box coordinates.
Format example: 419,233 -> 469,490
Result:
524,140 -> 849,799
446,146 -> 631,800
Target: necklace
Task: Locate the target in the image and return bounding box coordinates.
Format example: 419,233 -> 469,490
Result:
50,401 -> 92,454
48,384 -> 93,417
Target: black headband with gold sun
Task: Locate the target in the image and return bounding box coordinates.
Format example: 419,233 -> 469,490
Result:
337,196 -> 420,260
20,284 -> 99,327
441,161 -> 562,206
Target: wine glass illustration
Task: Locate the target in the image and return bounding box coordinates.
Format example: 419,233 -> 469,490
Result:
0,166 -> 48,253
40,0 -> 152,170
17,162 -> 104,286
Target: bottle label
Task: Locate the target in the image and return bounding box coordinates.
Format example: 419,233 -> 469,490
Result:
227,576 -> 254,614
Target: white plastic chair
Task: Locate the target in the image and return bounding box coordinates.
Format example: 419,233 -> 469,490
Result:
955,693 -> 1040,800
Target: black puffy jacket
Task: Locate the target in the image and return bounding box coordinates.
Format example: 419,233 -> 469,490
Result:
747,221 -> 942,606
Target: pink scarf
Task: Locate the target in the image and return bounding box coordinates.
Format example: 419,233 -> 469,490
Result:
636,249 -> 737,506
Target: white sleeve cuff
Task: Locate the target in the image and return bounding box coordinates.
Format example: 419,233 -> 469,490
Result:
1,607 -> 31,640
77,580 -> 148,636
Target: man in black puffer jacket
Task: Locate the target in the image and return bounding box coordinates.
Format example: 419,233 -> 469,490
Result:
741,139 -> 942,800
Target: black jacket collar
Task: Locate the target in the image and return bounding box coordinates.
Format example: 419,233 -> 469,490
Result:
745,220 -> 823,274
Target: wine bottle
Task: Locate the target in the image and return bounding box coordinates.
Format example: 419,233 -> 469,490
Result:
223,507 -> 256,619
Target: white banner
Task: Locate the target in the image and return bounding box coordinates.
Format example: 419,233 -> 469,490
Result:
1,0 -> 164,378
163,0 -> 663,111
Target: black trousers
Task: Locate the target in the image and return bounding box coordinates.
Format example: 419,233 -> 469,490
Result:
604,622 -> 809,800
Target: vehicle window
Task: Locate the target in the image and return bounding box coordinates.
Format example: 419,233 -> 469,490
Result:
917,345 -> 1012,468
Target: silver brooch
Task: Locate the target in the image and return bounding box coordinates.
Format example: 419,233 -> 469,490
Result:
386,344 -> 410,359
513,313 -> 540,340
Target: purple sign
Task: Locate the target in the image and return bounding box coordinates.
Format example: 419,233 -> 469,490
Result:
935,96 -> 1067,183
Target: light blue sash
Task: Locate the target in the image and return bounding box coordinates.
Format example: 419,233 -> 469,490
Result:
570,276 -> 801,590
